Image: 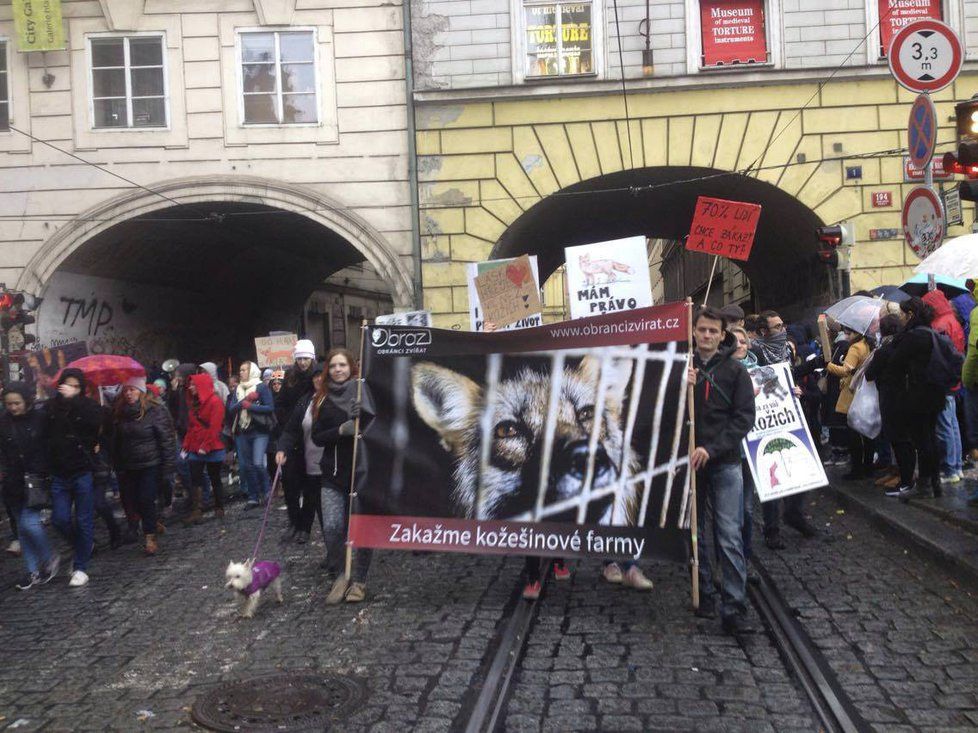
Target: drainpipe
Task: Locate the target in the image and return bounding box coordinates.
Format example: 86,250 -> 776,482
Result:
403,0 -> 424,310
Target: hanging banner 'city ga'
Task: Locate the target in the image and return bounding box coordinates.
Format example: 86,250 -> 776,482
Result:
743,362 -> 827,502
349,303 -> 693,562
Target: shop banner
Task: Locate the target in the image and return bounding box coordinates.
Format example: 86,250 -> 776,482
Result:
700,0 -> 767,66
19,341 -> 89,399
743,362 -> 827,502
467,256 -> 542,332
686,196 -> 761,261
564,236 -> 653,320
254,334 -> 297,368
349,302 -> 692,562
13,0 -> 66,52
880,0 -> 941,57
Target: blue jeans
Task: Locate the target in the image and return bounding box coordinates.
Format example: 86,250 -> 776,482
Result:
51,472 -> 95,572
18,506 -> 54,575
236,432 -> 270,503
696,461 -> 748,620
177,447 -> 211,502
936,394 -> 963,475
741,460 -> 754,562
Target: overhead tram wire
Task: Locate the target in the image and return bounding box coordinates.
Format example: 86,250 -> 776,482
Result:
612,0 -> 635,170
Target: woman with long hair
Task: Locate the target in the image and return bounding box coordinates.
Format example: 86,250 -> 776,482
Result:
183,373 -> 227,523
311,348 -> 371,603
275,363 -> 325,545
229,362 -> 276,509
111,377 -> 176,555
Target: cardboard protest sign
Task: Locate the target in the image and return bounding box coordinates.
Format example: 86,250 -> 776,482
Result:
19,341 -> 89,400
375,311 -> 433,327
471,254 -> 543,329
564,236 -> 653,320
467,257 -> 542,332
686,196 -> 761,261
350,302 -> 692,562
743,362 -> 828,502
254,334 -> 298,368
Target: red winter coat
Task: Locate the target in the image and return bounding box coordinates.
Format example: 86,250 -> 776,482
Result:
922,290 -> 966,353
183,373 -> 225,453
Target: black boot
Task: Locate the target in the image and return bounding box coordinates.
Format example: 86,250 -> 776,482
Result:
121,521 -> 139,545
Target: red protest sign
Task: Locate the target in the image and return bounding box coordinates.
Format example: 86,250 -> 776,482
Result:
685,196 -> 761,262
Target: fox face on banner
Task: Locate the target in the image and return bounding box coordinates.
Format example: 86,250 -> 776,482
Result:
350,304 -> 693,562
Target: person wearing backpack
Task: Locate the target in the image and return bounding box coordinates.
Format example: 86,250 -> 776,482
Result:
884,297 -> 961,501
922,290 -> 967,485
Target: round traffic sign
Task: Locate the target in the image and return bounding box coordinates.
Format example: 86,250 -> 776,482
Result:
908,93 -> 937,169
902,186 -> 944,259
888,19 -> 963,93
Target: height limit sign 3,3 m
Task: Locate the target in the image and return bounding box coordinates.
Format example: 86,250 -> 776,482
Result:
686,196 -> 761,262
888,19 -> 963,93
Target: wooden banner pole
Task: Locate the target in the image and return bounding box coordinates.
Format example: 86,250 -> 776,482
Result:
701,255 -> 720,306
686,298 -> 700,610
325,319 -> 369,605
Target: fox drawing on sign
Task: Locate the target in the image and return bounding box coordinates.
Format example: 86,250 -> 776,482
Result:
579,254 -> 634,285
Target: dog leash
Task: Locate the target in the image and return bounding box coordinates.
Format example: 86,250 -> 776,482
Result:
250,465 -> 282,563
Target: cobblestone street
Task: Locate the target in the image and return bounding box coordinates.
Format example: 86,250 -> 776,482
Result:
0,482 -> 977,731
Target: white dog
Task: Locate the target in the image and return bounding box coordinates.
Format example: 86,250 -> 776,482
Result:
225,559 -> 283,618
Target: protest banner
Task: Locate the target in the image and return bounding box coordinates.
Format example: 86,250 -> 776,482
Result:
686,196 -> 762,262
19,341 -> 89,399
743,362 -> 828,502
254,333 -> 297,368
563,236 -> 654,320
375,311 -> 433,327
467,256 -> 543,332
473,254 -> 543,329
348,302 -> 693,562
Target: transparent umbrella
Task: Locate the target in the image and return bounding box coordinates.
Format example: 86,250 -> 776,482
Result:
823,295 -> 883,338
913,233 -> 978,281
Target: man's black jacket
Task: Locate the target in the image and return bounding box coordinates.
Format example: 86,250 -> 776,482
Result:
692,333 -> 756,466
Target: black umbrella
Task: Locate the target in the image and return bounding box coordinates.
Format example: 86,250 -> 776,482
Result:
869,285 -> 910,303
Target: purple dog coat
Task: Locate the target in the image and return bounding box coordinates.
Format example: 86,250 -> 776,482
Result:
244,561 -> 281,596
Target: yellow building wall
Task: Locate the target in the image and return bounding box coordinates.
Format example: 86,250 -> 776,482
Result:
416,74 -> 978,330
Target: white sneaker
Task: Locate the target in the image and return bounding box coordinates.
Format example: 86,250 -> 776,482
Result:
622,565 -> 654,591
602,562 -> 624,584
5,539 -> 21,556
68,570 -> 89,587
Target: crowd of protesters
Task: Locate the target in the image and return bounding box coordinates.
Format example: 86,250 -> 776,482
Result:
3,287 -> 975,627
0,340 -> 367,601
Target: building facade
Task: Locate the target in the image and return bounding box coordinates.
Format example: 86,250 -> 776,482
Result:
410,0 -> 978,326
0,0 -> 412,362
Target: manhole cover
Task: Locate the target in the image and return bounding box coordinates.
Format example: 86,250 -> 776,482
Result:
191,673 -> 366,732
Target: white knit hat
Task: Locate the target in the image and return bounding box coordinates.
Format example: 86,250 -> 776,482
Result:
293,339 -> 316,360
124,376 -> 147,393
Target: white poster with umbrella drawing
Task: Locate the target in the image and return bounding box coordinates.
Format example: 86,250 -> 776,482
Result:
564,236 -> 654,320
743,362 -> 828,502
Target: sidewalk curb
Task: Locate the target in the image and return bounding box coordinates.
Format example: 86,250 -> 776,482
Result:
825,480 -> 978,586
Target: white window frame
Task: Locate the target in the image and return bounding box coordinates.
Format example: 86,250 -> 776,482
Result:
0,37 -> 10,132
866,0 -> 963,62
86,32 -> 170,131
512,0 -> 605,84
235,27 -> 321,128
685,0 -> 783,74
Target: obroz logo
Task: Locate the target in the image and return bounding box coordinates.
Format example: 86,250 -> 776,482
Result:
371,327 -> 432,355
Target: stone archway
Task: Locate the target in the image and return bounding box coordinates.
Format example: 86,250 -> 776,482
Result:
17,174 -> 414,308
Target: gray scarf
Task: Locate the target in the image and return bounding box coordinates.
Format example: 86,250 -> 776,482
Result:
326,379 -> 357,418
754,331 -> 791,365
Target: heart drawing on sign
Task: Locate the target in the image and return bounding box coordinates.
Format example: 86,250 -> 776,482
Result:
522,294 -> 530,308
506,263 -> 529,286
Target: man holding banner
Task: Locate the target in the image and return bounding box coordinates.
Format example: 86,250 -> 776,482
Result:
688,307 -> 757,635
